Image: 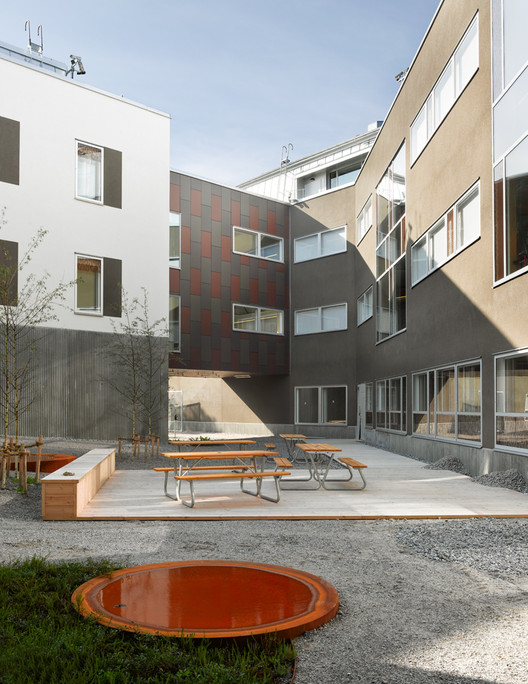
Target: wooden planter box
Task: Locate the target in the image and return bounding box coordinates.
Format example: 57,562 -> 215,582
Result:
41,449 -> 115,521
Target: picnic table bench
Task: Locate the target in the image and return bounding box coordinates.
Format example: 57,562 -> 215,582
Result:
157,450 -> 291,507
288,443 -> 367,490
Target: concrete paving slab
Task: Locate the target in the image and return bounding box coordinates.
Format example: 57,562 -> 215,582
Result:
78,440 -> 528,520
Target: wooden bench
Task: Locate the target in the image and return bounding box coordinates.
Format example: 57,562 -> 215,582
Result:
273,457 -> 293,470
173,470 -> 291,507
337,457 -> 368,490
265,443 -> 276,450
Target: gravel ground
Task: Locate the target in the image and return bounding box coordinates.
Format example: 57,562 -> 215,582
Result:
1,437 -> 528,683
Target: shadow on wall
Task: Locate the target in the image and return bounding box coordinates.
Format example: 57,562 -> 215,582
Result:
224,375 -> 292,425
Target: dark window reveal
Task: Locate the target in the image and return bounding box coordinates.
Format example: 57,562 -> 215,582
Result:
103,257 -> 122,317
0,116 -> 20,186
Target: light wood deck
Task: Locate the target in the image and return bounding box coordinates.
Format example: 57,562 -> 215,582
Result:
64,441 -> 528,521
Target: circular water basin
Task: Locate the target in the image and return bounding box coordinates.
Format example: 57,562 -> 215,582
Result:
72,560 -> 339,639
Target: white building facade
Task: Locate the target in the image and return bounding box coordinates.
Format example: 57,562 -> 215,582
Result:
0,41 -> 170,439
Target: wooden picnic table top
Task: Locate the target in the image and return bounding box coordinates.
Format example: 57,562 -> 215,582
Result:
168,440 -> 256,446
161,450 -> 274,460
279,434 -> 307,440
296,443 -> 342,453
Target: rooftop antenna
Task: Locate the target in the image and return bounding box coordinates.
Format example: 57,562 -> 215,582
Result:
281,143 -> 293,166
66,55 -> 86,78
25,20 -> 43,54
395,68 -> 409,83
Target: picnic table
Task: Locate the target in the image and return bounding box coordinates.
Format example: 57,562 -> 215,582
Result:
167,440 -> 256,452
279,434 -> 306,462
283,443 -> 367,491
156,450 -> 290,507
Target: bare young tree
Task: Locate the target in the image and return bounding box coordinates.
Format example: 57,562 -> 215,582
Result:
0,211 -> 73,445
106,288 -> 167,438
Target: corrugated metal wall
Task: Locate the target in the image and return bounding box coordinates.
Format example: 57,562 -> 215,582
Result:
7,327 -> 168,440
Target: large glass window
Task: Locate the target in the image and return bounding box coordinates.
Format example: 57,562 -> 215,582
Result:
169,212 -> 181,268
169,294 -> 180,352
233,227 -> 282,262
376,377 -> 406,432
295,304 -> 347,335
328,161 -> 361,189
411,183 -> 480,284
411,15 -> 479,163
76,142 -> 102,202
376,144 -> 406,342
294,226 -> 346,263
296,386 -> 347,425
496,350 -> 528,451
494,136 -> 528,279
233,304 -> 283,335
76,255 -> 102,314
493,1 -> 528,282
412,361 -> 481,443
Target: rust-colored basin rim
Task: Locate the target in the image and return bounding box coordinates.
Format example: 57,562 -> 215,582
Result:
71,560 -> 339,639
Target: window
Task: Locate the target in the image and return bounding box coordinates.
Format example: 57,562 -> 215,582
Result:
76,142 -> 102,202
75,254 -> 122,317
0,115 -> 20,186
169,294 -> 180,352
296,386 -> 347,425
232,304 -> 283,335
412,361 -> 481,443
376,144 -> 406,342
76,255 -> 102,314
411,183 -> 480,284
495,349 -> 528,451
357,287 -> 373,326
75,140 -> 122,208
295,303 -> 347,335
233,227 -> 283,262
492,1 -> 528,282
376,377 -> 406,432
328,160 -> 362,189
170,212 -> 181,268
357,196 -> 372,244
294,226 -> 346,263
411,15 -> 478,163
297,155 -> 367,199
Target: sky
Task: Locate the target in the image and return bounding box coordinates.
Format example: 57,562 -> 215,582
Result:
2,0 -> 440,186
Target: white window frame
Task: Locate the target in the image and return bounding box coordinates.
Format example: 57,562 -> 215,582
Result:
295,385 -> 348,425
75,253 -> 103,316
412,359 -> 482,445
294,303 -> 347,335
75,140 -> 103,204
232,227 -> 283,262
357,196 -> 372,244
410,14 -> 479,164
495,347 -> 528,453
170,212 -> 181,269
411,181 -> 480,285
294,225 -> 347,263
232,303 -> 284,335
375,376 -> 407,433
357,286 -> 373,326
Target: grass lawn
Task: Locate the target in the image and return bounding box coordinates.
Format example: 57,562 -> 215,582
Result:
0,557 -> 295,683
